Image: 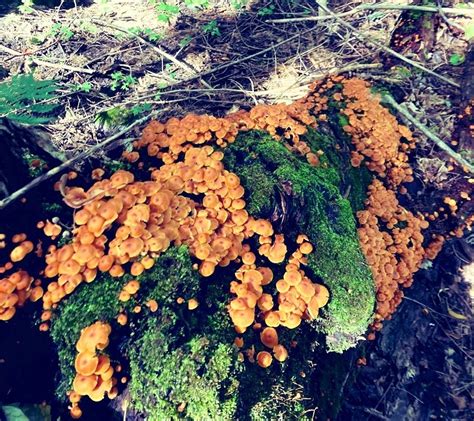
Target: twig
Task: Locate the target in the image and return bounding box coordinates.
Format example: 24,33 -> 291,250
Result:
268,3 -> 474,23
382,94 -> 474,173
314,1 -> 460,88
163,26 -> 321,89
0,44 -> 22,56
29,57 -> 95,74
0,112 -> 164,210
91,19 -> 213,89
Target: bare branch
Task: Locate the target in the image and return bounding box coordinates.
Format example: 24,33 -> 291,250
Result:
382,94 -> 474,174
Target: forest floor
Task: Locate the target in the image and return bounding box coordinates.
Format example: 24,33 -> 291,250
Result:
0,0 -> 473,420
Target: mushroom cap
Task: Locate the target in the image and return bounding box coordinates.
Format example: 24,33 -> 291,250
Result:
260,327 -> 278,348
252,219 -> 273,237
295,279 -> 315,297
98,255 -> 114,272
229,307 -> 254,328
313,284 -> 330,308
58,259 -> 81,276
264,311 -> 280,327
130,262 -> 145,277
69,391 -> 81,403
10,241 -> 34,262
146,299 -> 159,312
87,216 -> 105,236
101,366 -> 114,382
267,242 -> 287,264
74,244 -> 96,265
257,267 -> 273,285
282,313 -> 301,329
242,270 -> 263,284
124,280 -> 140,295
95,355 -> 111,375
199,261 -> 216,277
29,286 -> 44,302
117,313 -> 128,325
0,279 -> 15,294
57,245 -> 75,262
257,351 -> 273,368
230,297 -> 247,311
76,322 -> 110,352
299,242 -> 314,254
0,307 -> 15,321
109,264 -> 124,277
12,233 -> 27,243
70,405 -> 82,419
120,238 -> 144,258
276,279 -> 290,293
273,344 -> 288,362
73,374 -> 98,395
283,270 -> 302,286
141,256 -> 155,270
257,294 -> 273,312
187,298 -> 199,310
75,351 -> 99,376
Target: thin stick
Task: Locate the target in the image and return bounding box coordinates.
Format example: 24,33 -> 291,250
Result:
91,19 -> 212,89
314,1 -> 460,88
30,58 -> 95,74
382,94 -> 474,173
268,3 -> 474,23
0,112 -> 162,210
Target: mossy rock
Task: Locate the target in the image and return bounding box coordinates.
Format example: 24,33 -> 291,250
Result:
223,130 -> 375,352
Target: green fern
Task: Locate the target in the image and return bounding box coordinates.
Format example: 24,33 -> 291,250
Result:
0,74 -> 60,124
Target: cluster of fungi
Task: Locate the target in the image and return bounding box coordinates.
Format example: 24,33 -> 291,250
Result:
229,233 -> 329,367
1,75 -> 467,417
69,322 -> 118,418
0,234 -> 43,321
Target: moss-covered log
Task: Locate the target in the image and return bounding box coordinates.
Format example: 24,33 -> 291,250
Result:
223,130 -> 375,352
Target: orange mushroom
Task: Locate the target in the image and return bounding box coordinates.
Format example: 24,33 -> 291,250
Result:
257,351 -> 273,368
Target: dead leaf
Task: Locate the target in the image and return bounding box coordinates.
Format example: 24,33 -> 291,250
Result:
447,306 -> 468,320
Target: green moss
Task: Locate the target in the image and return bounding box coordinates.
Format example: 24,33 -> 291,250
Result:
50,246 -> 200,400
50,269 -> 130,399
223,131 -> 375,352
233,161 -> 276,218
128,315 -> 238,420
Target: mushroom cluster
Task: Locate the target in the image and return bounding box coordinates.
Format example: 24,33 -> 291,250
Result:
230,236 -> 330,368
9,239 -> 35,263
357,180 -> 428,330
338,78 -> 415,187
70,321 -> 117,418
0,270 -> 42,320
136,94 -> 328,171
119,279 -> 140,302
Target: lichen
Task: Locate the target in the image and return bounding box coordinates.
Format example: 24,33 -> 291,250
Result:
223,131 -> 375,352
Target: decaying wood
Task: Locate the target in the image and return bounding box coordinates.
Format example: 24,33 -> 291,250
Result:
0,118 -> 66,198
